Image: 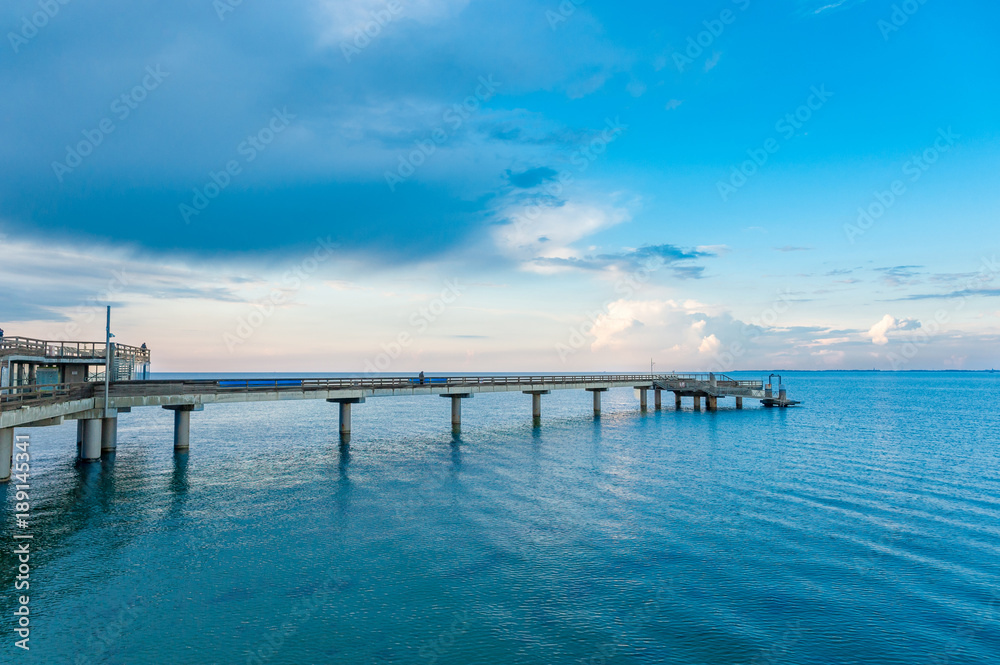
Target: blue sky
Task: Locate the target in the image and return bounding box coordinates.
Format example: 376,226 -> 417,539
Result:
2,0 -> 998,371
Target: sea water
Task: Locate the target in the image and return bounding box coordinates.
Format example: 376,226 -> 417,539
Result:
2,371 -> 999,664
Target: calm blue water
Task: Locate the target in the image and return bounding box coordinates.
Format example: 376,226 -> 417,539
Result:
2,371 -> 999,664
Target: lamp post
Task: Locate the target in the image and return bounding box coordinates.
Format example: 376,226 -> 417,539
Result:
104,306 -> 113,417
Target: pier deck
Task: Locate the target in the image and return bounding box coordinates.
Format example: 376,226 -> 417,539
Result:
0,337 -> 800,482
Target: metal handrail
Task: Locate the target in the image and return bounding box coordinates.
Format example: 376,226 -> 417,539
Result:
0,381 -> 96,408
0,336 -> 150,362
2,373 -> 772,411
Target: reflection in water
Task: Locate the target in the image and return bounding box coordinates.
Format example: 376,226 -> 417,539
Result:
337,440 -> 351,481
333,439 -> 352,517
74,459 -> 103,504
449,432 -> 463,473
168,452 -> 190,517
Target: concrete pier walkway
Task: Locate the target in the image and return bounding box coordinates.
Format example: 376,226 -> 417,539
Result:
0,372 -> 799,481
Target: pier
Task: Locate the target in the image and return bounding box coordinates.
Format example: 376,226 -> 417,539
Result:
0,335 -> 799,482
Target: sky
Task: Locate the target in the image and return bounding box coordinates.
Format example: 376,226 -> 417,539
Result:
2,0 -> 999,372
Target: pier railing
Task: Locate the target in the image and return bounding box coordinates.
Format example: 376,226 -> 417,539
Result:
107,374 -> 666,395
1,373 -> 769,412
0,336 -> 150,364
0,382 -> 96,408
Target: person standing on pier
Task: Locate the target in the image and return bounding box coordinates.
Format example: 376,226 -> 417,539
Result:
419,371 -> 425,385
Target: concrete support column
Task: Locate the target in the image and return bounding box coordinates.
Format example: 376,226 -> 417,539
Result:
523,391 -> 550,423
339,402 -> 351,436
675,393 -> 682,410
0,429 -> 13,483
779,385 -> 787,401
101,417 -> 118,453
655,389 -> 662,410
81,419 -> 103,461
173,410 -> 191,451
765,383 -> 773,399
736,397 -> 743,409
706,395 -> 718,412
693,395 -> 702,411
442,394 -> 472,430
587,388 -> 607,417
15,363 -> 25,387
163,405 -> 203,452
76,419 -> 85,455
638,388 -> 648,411
327,398 -> 365,439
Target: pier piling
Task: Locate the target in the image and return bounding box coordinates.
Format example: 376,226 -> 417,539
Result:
587,388 -> 607,417
0,429 -> 12,482
524,391 -> 550,422
327,398 -> 365,438
443,394 -> 472,429
163,405 -> 203,452
101,417 -> 118,453
81,419 -> 102,461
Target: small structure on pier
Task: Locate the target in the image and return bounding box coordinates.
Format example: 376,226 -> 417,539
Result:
0,336 -> 151,387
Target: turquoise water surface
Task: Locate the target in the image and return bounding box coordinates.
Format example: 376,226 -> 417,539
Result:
2,371 -> 999,664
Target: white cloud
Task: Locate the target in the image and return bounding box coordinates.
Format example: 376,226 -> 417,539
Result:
698,334 -> 721,355
492,201 -> 630,272
866,314 -> 921,345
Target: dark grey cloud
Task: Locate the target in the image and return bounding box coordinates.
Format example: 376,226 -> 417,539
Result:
528,244 -> 710,279
894,288 -> 1000,301
876,265 -> 923,287
506,167 -> 559,189
0,0 -> 626,262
